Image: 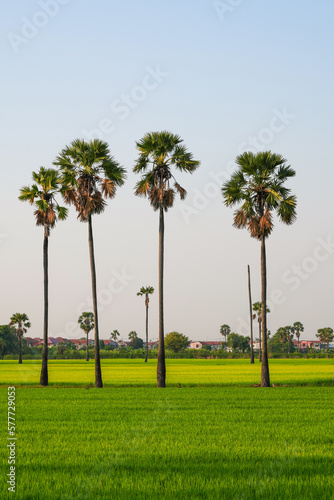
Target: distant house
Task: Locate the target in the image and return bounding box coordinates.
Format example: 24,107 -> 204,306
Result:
251,341 -> 261,351
189,341 -> 222,351
293,340 -> 322,351
144,341 -> 159,350
25,337 -> 41,348
117,340 -> 130,348
71,339 -> 86,350
48,337 -> 60,348
103,339 -> 118,348
56,337 -> 68,344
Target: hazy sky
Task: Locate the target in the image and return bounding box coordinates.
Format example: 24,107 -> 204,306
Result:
2,0 -> 334,342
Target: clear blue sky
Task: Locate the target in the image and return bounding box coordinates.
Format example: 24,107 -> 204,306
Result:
1,0 -> 334,341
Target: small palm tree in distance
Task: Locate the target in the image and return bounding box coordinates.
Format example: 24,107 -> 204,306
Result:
9,313 -> 31,364
137,286 -> 154,362
78,312 -> 94,361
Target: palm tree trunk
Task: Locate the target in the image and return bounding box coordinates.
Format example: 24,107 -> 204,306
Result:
86,332 -> 89,362
18,336 -> 22,364
145,300 -> 149,363
259,321 -> 262,362
88,215 -> 103,388
40,227 -> 48,386
260,235 -> 270,387
248,265 -> 254,364
157,206 -> 166,387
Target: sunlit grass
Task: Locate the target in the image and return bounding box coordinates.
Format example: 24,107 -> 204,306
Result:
0,387 -> 333,499
0,358 -> 333,387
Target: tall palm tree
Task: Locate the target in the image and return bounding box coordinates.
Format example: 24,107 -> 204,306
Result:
220,324 -> 231,345
137,286 -> 154,362
19,168 -> 67,385
9,313 -> 31,364
78,312 -> 94,361
292,321 -> 304,351
222,151 -> 297,387
252,302 -> 270,362
316,327 -> 334,352
54,139 -> 126,388
134,131 -> 200,388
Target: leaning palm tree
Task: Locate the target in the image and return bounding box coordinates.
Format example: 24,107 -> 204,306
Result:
19,168 -> 67,385
222,151 -> 297,387
78,312 -> 94,361
9,313 -> 31,364
137,286 -> 154,362
54,139 -> 126,388
292,321 -> 304,352
252,302 -> 270,362
134,131 -> 200,387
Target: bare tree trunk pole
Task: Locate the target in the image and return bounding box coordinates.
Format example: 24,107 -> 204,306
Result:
88,215 -> 103,388
40,227 -> 48,386
248,265 -> 254,364
145,298 -> 149,363
157,206 -> 166,387
18,336 -> 22,364
261,236 -> 270,387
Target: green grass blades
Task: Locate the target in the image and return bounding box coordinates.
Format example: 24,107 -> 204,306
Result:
0,358 -> 333,387
1,387 -> 333,499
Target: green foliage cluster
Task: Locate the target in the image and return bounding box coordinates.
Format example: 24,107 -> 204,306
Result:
164,332 -> 190,352
227,333 -> 250,352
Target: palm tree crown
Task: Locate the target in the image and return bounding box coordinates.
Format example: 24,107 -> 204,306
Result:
137,286 -> 154,306
54,139 -> 126,221
292,322 -> 304,339
19,167 -> 68,233
78,312 -> 94,334
220,324 -> 230,342
9,313 -> 31,337
134,131 -> 200,210
222,151 -> 296,239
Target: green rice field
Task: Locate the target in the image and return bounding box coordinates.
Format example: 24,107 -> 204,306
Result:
1,358 -> 333,387
1,360 -> 333,499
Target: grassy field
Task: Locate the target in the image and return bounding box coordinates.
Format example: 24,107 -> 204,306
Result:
1,386 -> 333,499
0,358 -> 334,387
1,360 -> 333,498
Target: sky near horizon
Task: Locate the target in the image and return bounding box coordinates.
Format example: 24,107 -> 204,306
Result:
1,0 -> 334,342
